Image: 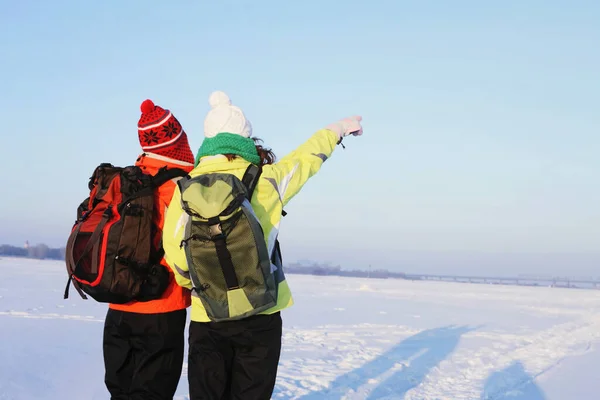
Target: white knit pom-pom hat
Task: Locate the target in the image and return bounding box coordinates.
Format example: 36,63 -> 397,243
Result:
203,91 -> 252,139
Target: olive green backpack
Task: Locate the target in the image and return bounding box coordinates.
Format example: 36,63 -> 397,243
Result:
177,164 -> 278,322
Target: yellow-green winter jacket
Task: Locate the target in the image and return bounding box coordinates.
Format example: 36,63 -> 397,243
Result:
162,129 -> 339,322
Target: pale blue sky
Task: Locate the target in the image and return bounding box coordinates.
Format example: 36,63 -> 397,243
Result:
1,0 -> 598,275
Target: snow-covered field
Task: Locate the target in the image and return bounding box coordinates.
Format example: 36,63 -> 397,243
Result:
1,257 -> 600,399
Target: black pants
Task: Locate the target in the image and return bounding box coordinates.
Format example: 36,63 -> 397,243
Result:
103,308 -> 187,400
188,312 -> 282,400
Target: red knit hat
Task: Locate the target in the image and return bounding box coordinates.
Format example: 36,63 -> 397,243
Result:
138,99 -> 194,164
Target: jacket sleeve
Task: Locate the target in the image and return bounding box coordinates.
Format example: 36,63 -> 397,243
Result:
162,185 -> 193,290
266,129 -> 338,207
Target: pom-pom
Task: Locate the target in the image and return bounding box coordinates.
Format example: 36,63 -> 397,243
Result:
140,99 -> 155,113
209,91 -> 232,109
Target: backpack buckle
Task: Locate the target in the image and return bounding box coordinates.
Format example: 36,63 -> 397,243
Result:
209,223 -> 223,238
103,207 -> 113,218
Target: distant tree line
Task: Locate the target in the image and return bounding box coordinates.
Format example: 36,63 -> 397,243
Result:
1,246 -> 407,281
0,244 -> 65,260
284,262 -> 406,280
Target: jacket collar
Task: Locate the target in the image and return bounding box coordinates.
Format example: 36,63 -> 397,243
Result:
192,155 -> 250,174
136,152 -> 195,172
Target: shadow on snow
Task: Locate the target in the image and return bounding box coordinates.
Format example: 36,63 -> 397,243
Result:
297,325 -> 476,399
481,360 -> 547,400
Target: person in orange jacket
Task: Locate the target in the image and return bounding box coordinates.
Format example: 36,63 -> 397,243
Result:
102,99 -> 195,400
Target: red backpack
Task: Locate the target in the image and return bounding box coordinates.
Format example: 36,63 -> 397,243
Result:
64,163 -> 187,304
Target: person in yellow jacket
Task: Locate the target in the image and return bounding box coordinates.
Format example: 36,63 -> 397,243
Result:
162,91 -> 363,400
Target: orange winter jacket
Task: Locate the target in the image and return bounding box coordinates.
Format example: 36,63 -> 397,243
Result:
109,152 -> 194,314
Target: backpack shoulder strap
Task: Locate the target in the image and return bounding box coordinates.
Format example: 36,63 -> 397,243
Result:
241,164 -> 262,201
240,164 -> 287,216
152,167 -> 189,188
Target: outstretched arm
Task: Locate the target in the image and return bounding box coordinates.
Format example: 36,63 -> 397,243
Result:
266,116 -> 363,207
268,129 -> 337,207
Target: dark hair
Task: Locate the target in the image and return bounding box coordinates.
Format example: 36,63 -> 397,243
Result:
224,137 -> 276,165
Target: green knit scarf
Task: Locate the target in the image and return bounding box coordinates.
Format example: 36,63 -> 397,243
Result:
195,133 -> 260,166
